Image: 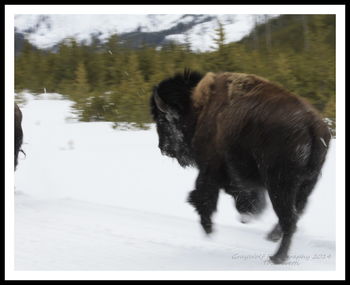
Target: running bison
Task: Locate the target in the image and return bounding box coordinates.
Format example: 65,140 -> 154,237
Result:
15,103 -> 23,170
150,69 -> 331,264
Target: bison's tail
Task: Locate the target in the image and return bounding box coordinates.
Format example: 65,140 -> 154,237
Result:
294,121 -> 331,215
306,120 -> 332,178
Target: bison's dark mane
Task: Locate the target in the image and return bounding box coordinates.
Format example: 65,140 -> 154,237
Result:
151,69 -> 203,117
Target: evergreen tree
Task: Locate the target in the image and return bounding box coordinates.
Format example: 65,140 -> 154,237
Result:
73,62 -> 90,99
212,20 -> 231,72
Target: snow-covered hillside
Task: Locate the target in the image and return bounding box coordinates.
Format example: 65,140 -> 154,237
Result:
14,92 -> 336,271
14,14 -> 276,52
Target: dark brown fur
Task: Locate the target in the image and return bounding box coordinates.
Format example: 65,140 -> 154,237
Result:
151,70 -> 331,264
15,103 -> 23,170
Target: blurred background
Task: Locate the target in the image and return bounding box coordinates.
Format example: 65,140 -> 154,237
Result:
14,14 -> 335,133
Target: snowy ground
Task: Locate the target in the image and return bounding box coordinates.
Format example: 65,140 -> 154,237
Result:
14,92 -> 336,272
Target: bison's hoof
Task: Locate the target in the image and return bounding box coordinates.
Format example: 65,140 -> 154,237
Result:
200,221 -> 213,235
266,224 -> 283,242
269,254 -> 287,264
240,213 -> 253,224
203,226 -> 212,234
266,232 -> 282,242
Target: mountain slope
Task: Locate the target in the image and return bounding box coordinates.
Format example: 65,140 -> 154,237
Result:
14,14 -> 277,52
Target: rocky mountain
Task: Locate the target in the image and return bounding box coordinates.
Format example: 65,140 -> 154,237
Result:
14,14 -> 277,53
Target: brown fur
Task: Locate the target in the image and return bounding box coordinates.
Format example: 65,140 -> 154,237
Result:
192,72 -> 270,108
225,72 -> 270,99
192,72 -> 216,108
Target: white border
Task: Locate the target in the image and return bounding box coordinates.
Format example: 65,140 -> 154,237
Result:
5,4 -> 346,280
5,4 -> 347,15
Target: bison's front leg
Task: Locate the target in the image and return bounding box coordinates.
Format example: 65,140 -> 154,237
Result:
187,171 -> 220,234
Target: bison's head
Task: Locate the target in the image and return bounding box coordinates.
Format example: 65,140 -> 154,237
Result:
150,69 -> 203,167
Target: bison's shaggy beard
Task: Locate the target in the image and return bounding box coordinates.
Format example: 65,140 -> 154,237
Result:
155,113 -> 195,168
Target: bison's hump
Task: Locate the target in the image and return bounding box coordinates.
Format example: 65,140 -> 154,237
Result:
192,72 -> 270,108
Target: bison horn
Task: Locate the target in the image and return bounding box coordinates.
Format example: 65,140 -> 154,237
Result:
154,90 -> 169,113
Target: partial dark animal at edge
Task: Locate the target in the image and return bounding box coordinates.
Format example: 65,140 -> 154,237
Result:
150,69 -> 331,264
15,103 -> 23,170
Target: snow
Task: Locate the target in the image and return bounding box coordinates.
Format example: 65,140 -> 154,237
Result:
14,14 -> 278,52
14,92 -> 336,272
14,14 -> 195,49
166,14 -> 262,52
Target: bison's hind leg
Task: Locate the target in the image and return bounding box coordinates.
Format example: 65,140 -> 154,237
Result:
266,168 -> 301,264
295,174 -> 321,215
266,172 -> 321,245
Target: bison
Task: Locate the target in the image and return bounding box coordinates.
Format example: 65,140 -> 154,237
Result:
15,103 -> 23,170
150,69 -> 331,264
